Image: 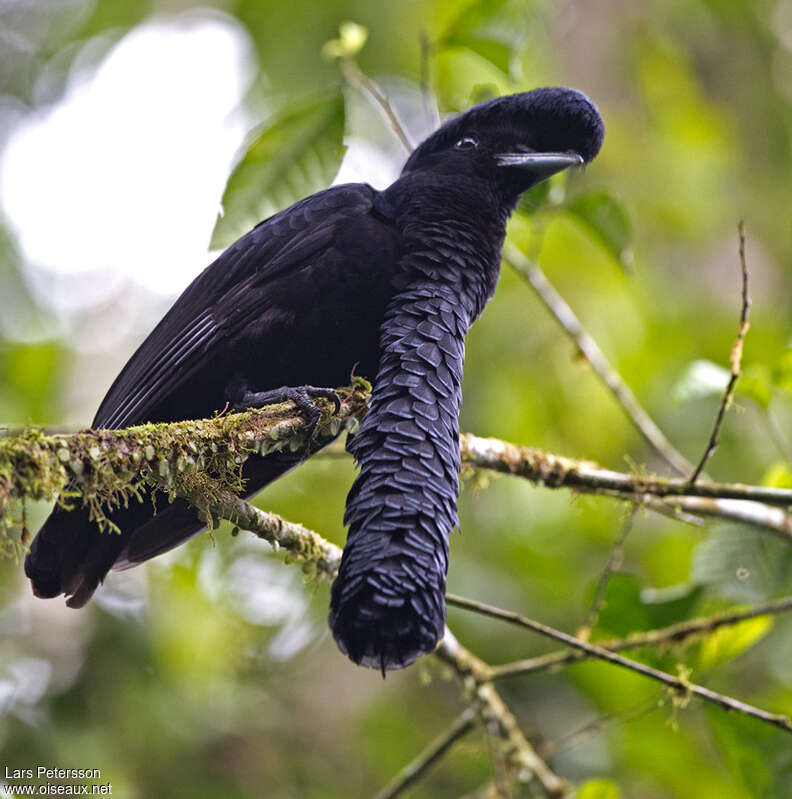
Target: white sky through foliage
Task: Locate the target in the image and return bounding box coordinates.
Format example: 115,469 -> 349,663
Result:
1,11 -> 255,300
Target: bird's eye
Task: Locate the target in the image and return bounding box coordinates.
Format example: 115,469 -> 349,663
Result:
454,137 -> 479,150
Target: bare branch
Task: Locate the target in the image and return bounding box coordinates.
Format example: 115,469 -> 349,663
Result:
419,32 -> 440,130
339,59 -> 416,152
372,709 -> 476,799
168,478 -> 343,578
639,495 -> 792,540
490,595 -> 792,679
689,221 -> 751,483
503,241 -> 693,476
446,593 -> 792,734
594,491 -> 792,542
436,629 -> 568,797
580,504 -> 639,634
539,699 -> 659,759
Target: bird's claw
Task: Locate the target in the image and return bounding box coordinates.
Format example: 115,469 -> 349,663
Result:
232,385 -> 341,441
300,386 -> 342,415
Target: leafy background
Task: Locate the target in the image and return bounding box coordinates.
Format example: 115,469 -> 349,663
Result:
2,0 -> 792,796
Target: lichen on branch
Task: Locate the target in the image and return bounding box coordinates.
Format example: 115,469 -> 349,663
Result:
0,382 -> 370,551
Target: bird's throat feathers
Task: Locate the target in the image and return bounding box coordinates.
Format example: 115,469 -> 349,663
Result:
378,173 -> 508,320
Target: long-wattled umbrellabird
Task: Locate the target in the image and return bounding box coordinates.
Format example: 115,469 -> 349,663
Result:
25,87 -> 604,673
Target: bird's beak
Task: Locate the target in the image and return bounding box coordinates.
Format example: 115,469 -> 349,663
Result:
495,151 -> 584,181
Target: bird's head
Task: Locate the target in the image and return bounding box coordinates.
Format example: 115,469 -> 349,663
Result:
401,87 -> 604,203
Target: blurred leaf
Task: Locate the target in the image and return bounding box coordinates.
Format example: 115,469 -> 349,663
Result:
641,583 -> 704,628
698,615 -> 773,670
761,460 -> 792,488
594,573 -> 652,637
443,35 -> 513,73
470,83 -> 501,104
566,191 -> 634,269
739,363 -> 773,408
691,526 -> 792,602
772,348 -> 792,392
440,0 -> 526,75
0,341 -> 66,423
211,93 -> 346,249
576,778 -> 622,799
77,0 -> 152,40
704,706 -> 783,797
673,359 -> 729,403
518,178 -> 551,215
445,0 -> 510,34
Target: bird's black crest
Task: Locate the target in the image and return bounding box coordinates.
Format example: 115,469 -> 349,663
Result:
403,87 -> 604,172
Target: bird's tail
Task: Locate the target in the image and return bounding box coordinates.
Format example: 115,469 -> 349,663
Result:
330,282 -> 467,671
25,503 -> 130,608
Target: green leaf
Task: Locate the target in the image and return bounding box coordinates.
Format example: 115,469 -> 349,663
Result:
761,460 -> 792,489
691,526 -> 791,603
576,778 -> 622,799
593,573 -> 652,637
739,363 -> 772,408
211,93 -> 346,250
440,0 -> 525,75
698,615 -> 773,670
518,178 -> 552,215
442,34 -> 513,74
641,583 -> 704,628
566,191 -> 634,269
772,348 -> 792,392
673,359 -> 729,403
445,0 -> 511,34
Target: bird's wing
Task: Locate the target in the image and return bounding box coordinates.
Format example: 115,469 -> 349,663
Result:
94,184 -> 379,429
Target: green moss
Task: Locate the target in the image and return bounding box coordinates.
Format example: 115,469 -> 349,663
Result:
0,383 -> 370,556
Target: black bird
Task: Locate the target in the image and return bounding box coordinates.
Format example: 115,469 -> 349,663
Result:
25,87 -> 604,671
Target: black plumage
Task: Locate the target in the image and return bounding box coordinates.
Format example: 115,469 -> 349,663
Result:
25,87 -> 604,670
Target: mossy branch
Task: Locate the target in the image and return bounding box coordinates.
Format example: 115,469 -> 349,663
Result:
3,385 -> 792,555
0,382 -> 370,549
460,434 -> 792,540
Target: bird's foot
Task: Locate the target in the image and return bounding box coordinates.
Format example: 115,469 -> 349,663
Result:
232,385 -> 341,440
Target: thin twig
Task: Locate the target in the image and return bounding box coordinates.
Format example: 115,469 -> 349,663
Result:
597,490 -> 792,542
580,504 -> 639,634
419,32 -> 440,130
490,594 -> 792,679
504,241 -> 693,476
539,698 -> 660,759
635,495 -> 792,541
372,709 -> 476,799
689,221 -> 751,483
630,495 -> 706,527
484,717 -> 510,798
446,594 -> 792,735
339,59 -> 415,152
